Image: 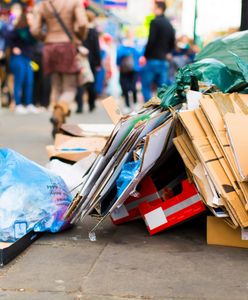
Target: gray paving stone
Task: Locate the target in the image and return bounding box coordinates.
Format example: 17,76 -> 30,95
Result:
81,221 -> 248,300
0,243 -> 106,292
0,291 -> 75,300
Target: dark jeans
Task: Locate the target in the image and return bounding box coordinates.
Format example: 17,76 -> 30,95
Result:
141,59 -> 169,102
119,71 -> 138,107
76,82 -> 96,112
33,52 -> 51,107
10,54 -> 34,106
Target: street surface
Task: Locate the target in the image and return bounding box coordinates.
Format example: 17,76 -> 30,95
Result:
0,103 -> 248,300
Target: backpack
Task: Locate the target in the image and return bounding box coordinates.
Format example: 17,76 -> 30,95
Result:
120,54 -> 134,73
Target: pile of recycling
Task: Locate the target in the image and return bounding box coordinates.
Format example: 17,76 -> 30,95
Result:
1,30 -> 248,247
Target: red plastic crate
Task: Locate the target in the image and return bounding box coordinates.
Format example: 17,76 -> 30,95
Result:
139,179 -> 206,235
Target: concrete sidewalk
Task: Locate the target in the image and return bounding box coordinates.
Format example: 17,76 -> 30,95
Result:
0,106 -> 248,300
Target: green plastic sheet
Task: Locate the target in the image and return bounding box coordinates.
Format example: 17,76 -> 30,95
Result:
195,30 -> 248,72
159,31 -> 248,109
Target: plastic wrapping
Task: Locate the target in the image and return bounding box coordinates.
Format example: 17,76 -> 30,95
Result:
116,160 -> 141,198
159,57 -> 248,109
159,31 -> 248,109
195,30 -> 248,72
0,149 -> 72,242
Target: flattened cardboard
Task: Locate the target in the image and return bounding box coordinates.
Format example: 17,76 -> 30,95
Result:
179,110 -> 248,227
194,108 -> 242,204
201,94 -> 248,207
173,135 -> 196,173
54,134 -> 106,152
207,216 -> 248,249
101,96 -> 123,125
67,110 -> 173,223
61,123 -> 115,137
174,134 -> 221,209
46,134 -> 106,162
225,113 -> 248,181
66,113 -> 155,222
108,117 -> 174,216
46,145 -> 96,162
193,163 -> 218,208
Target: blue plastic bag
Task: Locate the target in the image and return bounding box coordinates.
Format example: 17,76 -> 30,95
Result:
116,160 -> 141,198
0,149 -> 72,242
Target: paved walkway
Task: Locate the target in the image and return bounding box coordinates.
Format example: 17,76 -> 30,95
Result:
0,105 -> 247,300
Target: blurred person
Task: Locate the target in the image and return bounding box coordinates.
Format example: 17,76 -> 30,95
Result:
76,9 -> 101,113
0,15 -> 7,86
95,47 -> 107,96
172,35 -> 196,69
99,33 -> 113,95
141,1 -> 175,102
30,0 -> 87,136
169,35 -> 200,82
31,40 -> 51,109
0,14 -> 10,107
117,30 -> 140,113
2,4 -> 37,114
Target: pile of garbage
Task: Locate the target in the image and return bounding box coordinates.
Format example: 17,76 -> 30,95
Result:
63,99 -> 198,238
1,31 -> 248,250
59,31 -> 248,244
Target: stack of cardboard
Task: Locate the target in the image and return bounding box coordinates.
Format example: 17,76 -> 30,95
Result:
174,92 -> 248,247
61,99 -> 207,237
64,103 -> 176,225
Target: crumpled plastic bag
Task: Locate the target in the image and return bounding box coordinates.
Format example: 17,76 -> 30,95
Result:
159,31 -> 248,109
116,160 -> 141,198
0,149 -> 72,242
195,30 -> 248,73
159,57 -> 248,109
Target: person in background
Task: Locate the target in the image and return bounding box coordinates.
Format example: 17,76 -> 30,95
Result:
0,14 -> 8,106
76,9 -> 101,113
95,47 -> 107,97
30,0 -> 88,136
99,33 -> 113,95
141,1 -> 175,102
172,35 -> 197,69
117,30 -> 140,114
3,4 -> 37,114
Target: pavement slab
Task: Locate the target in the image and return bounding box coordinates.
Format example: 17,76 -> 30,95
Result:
81,219 -> 248,300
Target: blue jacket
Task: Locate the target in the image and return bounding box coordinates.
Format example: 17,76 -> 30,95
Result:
117,44 -> 141,72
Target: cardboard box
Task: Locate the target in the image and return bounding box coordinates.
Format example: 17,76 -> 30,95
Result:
46,134 -> 106,162
139,179 -> 206,236
207,216 -> 248,249
0,231 -> 42,267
